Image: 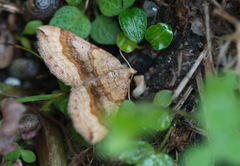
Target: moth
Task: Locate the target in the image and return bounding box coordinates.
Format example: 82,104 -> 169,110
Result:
37,26 -> 136,144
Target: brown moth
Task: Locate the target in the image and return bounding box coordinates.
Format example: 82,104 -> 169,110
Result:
37,25 -> 136,144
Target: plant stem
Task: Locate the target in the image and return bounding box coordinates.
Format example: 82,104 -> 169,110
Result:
14,93 -> 67,103
156,118 -> 178,153
93,7 -> 99,18
135,44 -> 148,49
167,108 -> 196,119
14,45 -> 42,60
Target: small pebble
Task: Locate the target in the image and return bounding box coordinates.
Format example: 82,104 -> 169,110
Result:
9,58 -> 39,79
143,1 -> 159,18
191,18 -> 205,36
4,77 -> 21,86
226,3 -> 232,9
133,75 -> 147,98
198,42 -> 203,48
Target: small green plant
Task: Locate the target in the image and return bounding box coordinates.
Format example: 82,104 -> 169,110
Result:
117,32 -> 140,52
66,0 -> 82,6
180,73 -> 240,165
145,23 -> 173,51
16,20 -> 42,50
48,0 -> 173,51
97,90 -> 174,166
49,6 -> 91,39
90,14 -> 121,45
118,7 -> 147,43
6,86 -> 175,165
97,0 -> 135,17
4,142 -> 36,165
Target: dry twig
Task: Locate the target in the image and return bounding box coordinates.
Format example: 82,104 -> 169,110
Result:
172,48 -> 208,101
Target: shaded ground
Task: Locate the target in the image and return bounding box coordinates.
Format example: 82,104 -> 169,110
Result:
0,0 -> 240,165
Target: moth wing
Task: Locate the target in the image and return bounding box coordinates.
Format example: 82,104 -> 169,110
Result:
68,68 -> 132,144
37,25 -> 134,144
37,25 -> 125,86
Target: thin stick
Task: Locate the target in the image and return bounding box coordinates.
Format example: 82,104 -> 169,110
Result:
173,85 -> 193,110
15,45 -> 42,59
172,48 -> 208,100
0,43 -> 42,59
204,1 -> 215,77
119,49 -> 136,100
154,0 -> 169,7
217,40 -> 230,70
213,9 -> 240,25
210,0 -> 222,9
85,0 -> 89,9
212,6 -> 240,92
119,49 -> 133,70
0,1 -> 22,13
157,85 -> 195,153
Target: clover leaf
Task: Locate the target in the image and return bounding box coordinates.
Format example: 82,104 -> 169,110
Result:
145,23 -> 173,50
49,6 -> 91,39
5,143 -> 21,162
117,32 -> 139,52
21,20 -> 42,35
66,0 -> 82,6
153,90 -> 172,107
90,15 -> 121,45
98,0 -> 135,16
119,7 -> 147,42
118,141 -> 155,164
136,153 -> 174,166
20,149 -> 36,163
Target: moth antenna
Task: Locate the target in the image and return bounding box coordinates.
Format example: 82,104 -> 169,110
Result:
0,42 -> 42,59
119,49 -> 135,101
119,49 -> 133,70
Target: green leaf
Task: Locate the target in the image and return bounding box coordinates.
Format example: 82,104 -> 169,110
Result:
118,100 -> 136,112
40,94 -> 67,111
49,6 -> 91,39
3,161 -> 12,166
181,73 -> 240,165
90,15 -> 121,45
181,146 -> 213,166
98,102 -> 171,157
57,80 -> 71,93
138,104 -> 171,131
59,98 -> 69,117
98,0 -> 135,16
153,90 -> 172,107
14,94 -> 60,103
117,32 -> 138,53
20,149 -> 36,163
14,44 -> 42,59
118,141 -> 155,164
21,20 -> 42,35
145,23 -> 173,50
6,143 -> 21,162
66,0 -> 82,6
200,74 -> 240,163
119,7 -> 147,42
136,153 -> 174,166
20,36 -> 31,50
